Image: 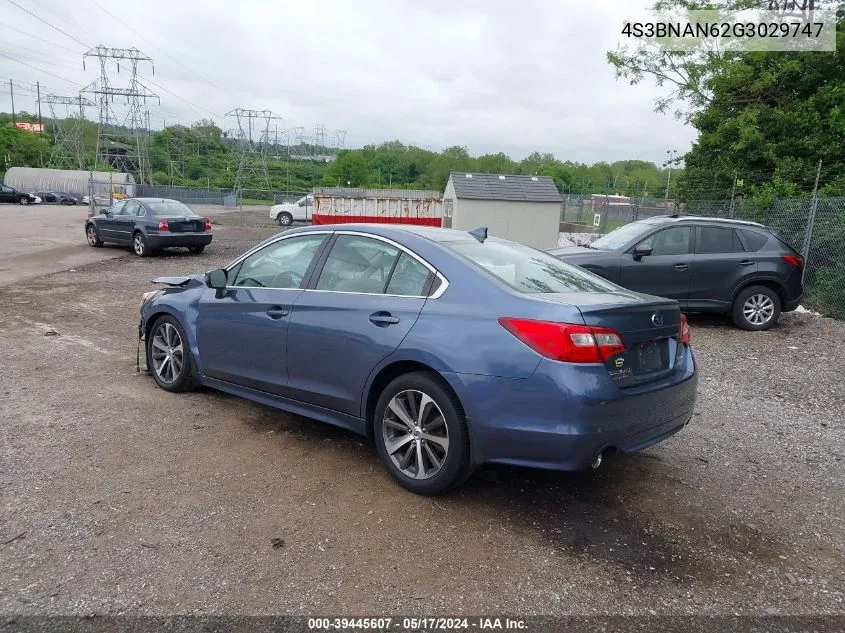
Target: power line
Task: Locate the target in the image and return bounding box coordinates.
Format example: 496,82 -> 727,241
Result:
139,74 -> 221,119
0,23 -> 87,54
87,0 -> 231,99
0,50 -> 82,86
4,0 -> 91,49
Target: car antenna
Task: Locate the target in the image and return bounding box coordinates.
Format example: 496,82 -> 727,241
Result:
469,227 -> 488,243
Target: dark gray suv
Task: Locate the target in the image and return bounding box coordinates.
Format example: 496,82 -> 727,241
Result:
550,216 -> 804,331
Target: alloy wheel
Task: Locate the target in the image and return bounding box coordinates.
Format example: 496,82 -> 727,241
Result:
743,293 -> 775,326
382,389 -> 449,480
134,234 -> 145,256
87,226 -> 98,245
150,322 -> 184,384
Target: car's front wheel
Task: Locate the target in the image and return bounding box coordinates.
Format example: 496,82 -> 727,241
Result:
732,285 -> 781,331
19,196 -> 29,205
374,372 -> 471,495
277,212 -> 293,226
133,232 -> 151,257
146,315 -> 195,392
86,224 -> 103,247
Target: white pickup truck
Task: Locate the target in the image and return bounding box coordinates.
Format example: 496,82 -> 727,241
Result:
270,195 -> 313,226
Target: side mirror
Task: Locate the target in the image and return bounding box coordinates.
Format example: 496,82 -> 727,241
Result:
206,268 -> 228,290
100,209 -> 109,215
632,246 -> 653,261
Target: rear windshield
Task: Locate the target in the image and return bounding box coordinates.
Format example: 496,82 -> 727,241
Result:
145,201 -> 199,217
445,239 -> 617,294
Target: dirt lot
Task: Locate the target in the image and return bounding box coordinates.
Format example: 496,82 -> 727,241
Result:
1,213 -> 844,617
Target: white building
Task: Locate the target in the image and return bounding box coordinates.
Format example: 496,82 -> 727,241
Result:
443,172 -> 562,249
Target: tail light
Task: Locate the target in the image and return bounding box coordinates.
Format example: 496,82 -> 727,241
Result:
498,318 -> 624,363
679,313 -> 691,345
782,254 -> 803,267
158,219 -> 170,231
204,217 -> 212,231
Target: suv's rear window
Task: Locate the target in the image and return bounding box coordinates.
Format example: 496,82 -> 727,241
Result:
445,239 -> 617,294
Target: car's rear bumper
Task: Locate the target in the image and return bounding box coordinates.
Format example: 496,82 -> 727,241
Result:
146,232 -> 213,248
442,346 -> 698,471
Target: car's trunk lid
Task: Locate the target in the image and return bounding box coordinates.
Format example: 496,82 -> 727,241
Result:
163,216 -> 205,232
537,291 -> 682,387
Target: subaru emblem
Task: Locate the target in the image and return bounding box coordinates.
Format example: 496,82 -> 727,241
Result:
651,313 -> 664,327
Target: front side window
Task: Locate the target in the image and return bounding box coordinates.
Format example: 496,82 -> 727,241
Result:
637,226 -> 691,256
316,235 -> 400,294
232,234 -> 327,288
109,200 -> 128,215
446,239 -> 616,294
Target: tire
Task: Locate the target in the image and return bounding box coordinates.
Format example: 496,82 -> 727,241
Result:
146,315 -> 196,392
19,196 -> 29,205
732,285 -> 781,331
276,212 -> 293,226
373,371 -> 471,495
86,223 -> 103,247
133,231 -> 151,257
188,245 -> 205,254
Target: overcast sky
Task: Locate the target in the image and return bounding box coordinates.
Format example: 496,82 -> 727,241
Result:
0,0 -> 696,165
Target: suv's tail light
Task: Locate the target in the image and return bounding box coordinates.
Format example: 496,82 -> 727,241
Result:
498,318 -> 624,363
782,254 -> 803,267
158,219 -> 170,231
204,217 -> 212,231
679,313 -> 691,345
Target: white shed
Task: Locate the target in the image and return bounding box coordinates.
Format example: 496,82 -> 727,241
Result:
443,172 -> 562,249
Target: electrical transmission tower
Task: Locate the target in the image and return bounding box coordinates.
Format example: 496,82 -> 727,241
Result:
334,130 -> 347,150
82,46 -> 159,184
42,94 -> 96,169
226,108 -> 282,195
314,124 -> 326,154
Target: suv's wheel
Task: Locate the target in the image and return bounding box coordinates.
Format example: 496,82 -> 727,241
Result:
19,196 -> 29,205
374,372 -> 471,495
86,224 -> 103,247
133,232 -> 151,257
732,285 -> 781,331
146,315 -> 195,392
277,212 -> 293,226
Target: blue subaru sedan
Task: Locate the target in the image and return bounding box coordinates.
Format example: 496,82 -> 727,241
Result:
139,224 -> 697,495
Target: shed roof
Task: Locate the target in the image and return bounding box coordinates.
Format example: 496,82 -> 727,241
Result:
449,172 -> 561,202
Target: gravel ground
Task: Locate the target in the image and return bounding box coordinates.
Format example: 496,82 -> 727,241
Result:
1,218 -> 844,616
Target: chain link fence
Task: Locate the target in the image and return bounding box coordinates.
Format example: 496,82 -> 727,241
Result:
560,193 -> 845,319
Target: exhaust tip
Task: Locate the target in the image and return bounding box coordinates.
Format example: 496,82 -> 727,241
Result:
590,453 -> 603,469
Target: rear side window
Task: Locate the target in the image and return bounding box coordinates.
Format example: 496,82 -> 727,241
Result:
316,235 -> 400,294
385,252 -> 431,296
446,239 -> 616,294
696,226 -> 744,253
741,229 -> 769,252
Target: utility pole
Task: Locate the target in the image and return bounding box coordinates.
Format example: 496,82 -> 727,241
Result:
664,149 -> 678,203
801,159 -> 823,285
9,80 -> 15,124
36,82 -> 43,135
729,170 -> 738,218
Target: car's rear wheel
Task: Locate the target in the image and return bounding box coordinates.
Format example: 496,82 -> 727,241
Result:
86,224 -> 103,247
19,196 -> 29,205
133,232 -> 151,257
277,212 -> 293,226
732,285 -> 781,331
147,315 -> 195,392
188,245 -> 205,254
374,372 -> 471,495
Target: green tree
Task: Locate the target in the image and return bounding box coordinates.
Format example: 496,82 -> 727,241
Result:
0,126 -> 51,169
323,151 -> 369,186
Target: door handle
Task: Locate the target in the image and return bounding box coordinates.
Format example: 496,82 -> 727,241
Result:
369,312 -> 400,326
266,306 -> 289,319
739,260 -> 755,266
673,263 -> 689,271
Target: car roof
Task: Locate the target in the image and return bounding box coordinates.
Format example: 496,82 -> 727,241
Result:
640,215 -> 765,228
131,198 -> 183,203
286,223 -> 477,243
